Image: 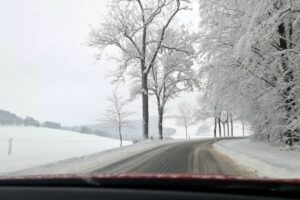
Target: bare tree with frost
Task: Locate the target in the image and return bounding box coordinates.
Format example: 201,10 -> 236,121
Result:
104,90 -> 133,147
175,101 -> 197,139
129,27 -> 198,139
88,0 -> 191,140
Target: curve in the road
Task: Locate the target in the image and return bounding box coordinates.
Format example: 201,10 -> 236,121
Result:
93,139 -> 252,177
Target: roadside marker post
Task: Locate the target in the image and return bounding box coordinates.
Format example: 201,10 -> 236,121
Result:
8,137 -> 13,156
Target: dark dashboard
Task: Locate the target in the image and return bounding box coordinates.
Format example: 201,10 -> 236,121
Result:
0,175 -> 299,200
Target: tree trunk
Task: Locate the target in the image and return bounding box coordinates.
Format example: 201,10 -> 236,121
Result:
185,126 -> 188,139
214,117 -> 217,138
230,116 -> 233,137
227,113 -> 230,137
218,117 -> 221,137
242,121 -> 245,136
142,73 -> 149,140
118,126 -> 123,147
158,107 -> 163,139
278,21 -> 295,146
222,123 -> 226,137
214,106 -> 217,138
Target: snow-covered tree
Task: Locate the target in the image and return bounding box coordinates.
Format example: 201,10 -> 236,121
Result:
104,90 -> 133,147
198,0 -> 300,145
195,93 -> 234,138
88,0 -> 191,140
130,27 -> 198,139
175,101 -> 197,138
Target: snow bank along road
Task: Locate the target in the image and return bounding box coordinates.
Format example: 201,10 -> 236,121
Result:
93,139 -> 252,176
214,139 -> 300,179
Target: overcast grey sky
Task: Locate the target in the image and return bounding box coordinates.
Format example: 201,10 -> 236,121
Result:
0,0 -> 199,126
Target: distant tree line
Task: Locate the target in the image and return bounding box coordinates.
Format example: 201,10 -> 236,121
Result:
0,110 -> 23,125
42,121 -> 62,129
0,109 -> 61,129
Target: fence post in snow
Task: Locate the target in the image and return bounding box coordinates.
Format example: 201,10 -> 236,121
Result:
8,137 -> 13,156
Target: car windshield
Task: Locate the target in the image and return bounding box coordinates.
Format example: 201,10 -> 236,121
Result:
0,0 -> 299,181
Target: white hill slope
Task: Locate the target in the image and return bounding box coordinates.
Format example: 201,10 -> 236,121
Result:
0,126 -> 131,174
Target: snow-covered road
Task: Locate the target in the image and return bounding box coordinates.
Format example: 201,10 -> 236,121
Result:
93,139 -> 251,176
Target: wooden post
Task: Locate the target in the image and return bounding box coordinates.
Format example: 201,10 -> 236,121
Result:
8,137 -> 13,156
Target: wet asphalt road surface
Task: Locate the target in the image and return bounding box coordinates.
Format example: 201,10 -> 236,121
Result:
93,139 -> 250,176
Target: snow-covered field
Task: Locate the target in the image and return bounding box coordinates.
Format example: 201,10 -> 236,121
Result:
214,139 -> 300,179
0,126 -> 131,174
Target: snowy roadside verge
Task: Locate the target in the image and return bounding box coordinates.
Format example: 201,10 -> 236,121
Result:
3,139 -> 184,176
213,138 -> 300,179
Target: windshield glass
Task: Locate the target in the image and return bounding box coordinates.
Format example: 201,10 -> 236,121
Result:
0,0 -> 299,180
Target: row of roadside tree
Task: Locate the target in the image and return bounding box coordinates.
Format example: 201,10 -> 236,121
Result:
88,0 -> 299,146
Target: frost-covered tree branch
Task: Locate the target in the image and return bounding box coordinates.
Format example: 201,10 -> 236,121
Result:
103,90 -> 134,147
175,101 -> 197,139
